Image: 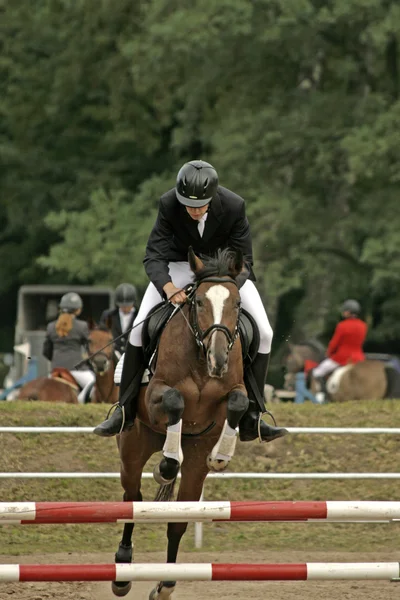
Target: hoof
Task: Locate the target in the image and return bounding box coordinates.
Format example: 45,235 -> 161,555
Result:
112,581 -> 132,597
153,458 -> 180,485
206,453 -> 230,472
149,582 -> 176,600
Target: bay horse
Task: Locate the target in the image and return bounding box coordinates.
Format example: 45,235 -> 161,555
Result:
113,248 -> 254,599
16,327 -> 118,404
283,341 -> 398,402
86,325 -> 118,404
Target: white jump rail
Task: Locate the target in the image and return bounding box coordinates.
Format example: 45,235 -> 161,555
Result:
0,472 -> 399,479
1,426 -> 400,434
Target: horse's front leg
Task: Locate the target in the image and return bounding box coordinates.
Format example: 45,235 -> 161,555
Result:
148,381 -> 185,485
150,441 -> 211,600
208,387 -> 249,472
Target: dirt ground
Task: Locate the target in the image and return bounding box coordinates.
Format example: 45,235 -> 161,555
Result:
0,550 -> 399,600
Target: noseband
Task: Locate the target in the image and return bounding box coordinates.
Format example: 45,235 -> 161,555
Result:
189,276 -> 241,354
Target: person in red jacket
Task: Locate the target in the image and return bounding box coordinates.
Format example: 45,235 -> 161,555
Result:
312,299 -> 367,399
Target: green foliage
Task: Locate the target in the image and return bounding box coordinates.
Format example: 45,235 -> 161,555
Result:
1,0 -> 399,349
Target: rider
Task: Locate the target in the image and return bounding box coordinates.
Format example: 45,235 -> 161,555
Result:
100,283 -> 138,357
42,292 -> 96,404
312,299 -> 367,399
93,160 -> 287,442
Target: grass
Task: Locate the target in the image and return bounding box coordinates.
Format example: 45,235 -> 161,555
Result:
0,399 -> 399,556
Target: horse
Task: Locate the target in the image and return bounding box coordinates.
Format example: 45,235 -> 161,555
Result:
86,325 -> 118,404
113,248 -> 257,599
16,326 -> 118,404
283,341 -> 399,402
16,373 -> 79,403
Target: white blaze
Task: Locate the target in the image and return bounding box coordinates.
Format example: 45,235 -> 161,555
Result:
205,285 -> 230,356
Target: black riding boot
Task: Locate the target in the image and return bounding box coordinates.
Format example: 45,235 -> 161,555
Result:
93,343 -> 145,437
239,352 -> 288,443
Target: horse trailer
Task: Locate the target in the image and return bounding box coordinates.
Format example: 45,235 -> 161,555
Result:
13,285 -> 114,381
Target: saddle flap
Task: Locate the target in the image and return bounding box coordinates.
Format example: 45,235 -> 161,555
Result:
142,302 -> 176,361
238,309 -> 259,365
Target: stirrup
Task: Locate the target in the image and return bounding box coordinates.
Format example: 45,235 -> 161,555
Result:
105,402 -> 126,435
257,409 -> 277,443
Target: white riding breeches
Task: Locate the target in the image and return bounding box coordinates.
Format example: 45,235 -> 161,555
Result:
129,261 -> 273,354
70,369 -> 96,404
312,358 -> 339,378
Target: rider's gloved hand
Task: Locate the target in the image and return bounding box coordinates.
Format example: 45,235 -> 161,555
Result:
114,353 -> 125,385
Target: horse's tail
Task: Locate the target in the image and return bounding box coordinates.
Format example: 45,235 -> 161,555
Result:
154,477 -> 177,502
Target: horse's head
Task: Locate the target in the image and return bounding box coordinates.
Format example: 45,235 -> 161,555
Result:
284,343 -> 306,374
188,247 -> 243,378
88,326 -> 114,375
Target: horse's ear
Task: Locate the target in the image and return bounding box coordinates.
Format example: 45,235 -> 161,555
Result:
230,248 -> 244,277
188,246 -> 204,274
87,317 -> 96,330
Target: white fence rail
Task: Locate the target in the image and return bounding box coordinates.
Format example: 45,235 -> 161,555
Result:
1,426 -> 400,434
1,426 -> 399,548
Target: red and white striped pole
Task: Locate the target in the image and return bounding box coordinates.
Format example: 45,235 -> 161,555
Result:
1,501 -> 400,524
0,562 -> 399,582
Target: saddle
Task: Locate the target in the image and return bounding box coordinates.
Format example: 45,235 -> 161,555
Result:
142,302 -> 260,371
50,368 -> 80,391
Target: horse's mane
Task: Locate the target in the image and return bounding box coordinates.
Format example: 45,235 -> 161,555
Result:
91,324 -> 111,333
195,249 -> 237,282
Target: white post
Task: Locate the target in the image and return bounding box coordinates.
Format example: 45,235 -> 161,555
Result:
194,488 -> 204,549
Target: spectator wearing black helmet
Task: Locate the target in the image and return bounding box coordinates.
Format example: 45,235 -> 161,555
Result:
42,292 -> 95,403
100,283 -> 138,356
312,299 -> 367,400
94,159 -> 286,443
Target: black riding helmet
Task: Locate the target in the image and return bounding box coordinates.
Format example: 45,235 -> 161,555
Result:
115,283 -> 138,307
341,299 -> 361,315
176,160 -> 218,207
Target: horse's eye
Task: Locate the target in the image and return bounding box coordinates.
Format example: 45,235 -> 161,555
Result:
196,299 -> 203,308
235,300 -> 241,309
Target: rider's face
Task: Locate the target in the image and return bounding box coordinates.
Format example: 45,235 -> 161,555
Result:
186,204 -> 209,220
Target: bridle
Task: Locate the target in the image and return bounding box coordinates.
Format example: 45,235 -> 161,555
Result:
188,276 -> 241,355
87,335 -> 117,403
88,350 -> 112,375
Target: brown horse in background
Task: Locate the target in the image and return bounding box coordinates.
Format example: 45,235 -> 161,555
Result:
284,341 -> 389,402
113,248 -> 252,599
87,325 -> 118,404
16,374 -> 79,403
16,327 -> 117,404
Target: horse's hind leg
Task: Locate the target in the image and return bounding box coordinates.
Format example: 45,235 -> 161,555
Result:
151,386 -> 185,485
112,423 -> 164,598
208,388 -> 249,471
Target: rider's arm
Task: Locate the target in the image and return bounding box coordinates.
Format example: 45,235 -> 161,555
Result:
143,201 -> 174,297
228,201 -> 254,288
80,322 -> 91,353
42,326 -> 53,361
327,322 -> 343,356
